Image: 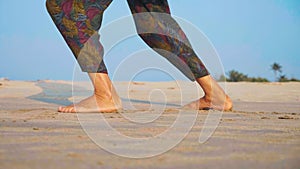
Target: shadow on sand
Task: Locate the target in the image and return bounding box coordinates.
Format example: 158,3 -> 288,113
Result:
27,81 -> 181,108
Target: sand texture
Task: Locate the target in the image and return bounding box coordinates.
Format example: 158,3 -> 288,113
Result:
0,80 -> 299,169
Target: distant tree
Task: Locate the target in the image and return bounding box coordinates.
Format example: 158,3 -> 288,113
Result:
217,75 -> 227,82
271,62 -> 282,81
278,75 -> 289,82
248,77 -> 269,82
227,70 -> 249,82
290,77 -> 300,82
226,70 -> 270,82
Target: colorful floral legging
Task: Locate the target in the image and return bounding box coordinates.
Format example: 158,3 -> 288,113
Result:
46,0 -> 209,81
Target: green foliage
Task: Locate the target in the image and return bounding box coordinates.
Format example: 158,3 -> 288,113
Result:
224,63 -> 299,82
226,70 -> 248,82
248,77 -> 269,82
269,62 -> 300,82
226,70 -> 269,82
270,62 -> 282,81
217,75 -> 227,82
271,62 -> 282,74
278,75 -> 300,82
290,78 -> 300,82
278,75 -> 289,82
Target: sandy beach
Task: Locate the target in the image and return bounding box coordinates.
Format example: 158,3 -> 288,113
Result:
0,79 -> 299,169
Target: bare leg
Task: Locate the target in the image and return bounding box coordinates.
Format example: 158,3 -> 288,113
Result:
58,73 -> 122,113
184,75 -> 233,111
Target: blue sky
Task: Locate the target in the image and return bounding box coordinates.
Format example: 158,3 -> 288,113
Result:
0,0 -> 299,81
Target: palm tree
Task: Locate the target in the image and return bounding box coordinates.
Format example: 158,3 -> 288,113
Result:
278,75 -> 288,82
271,62 -> 282,81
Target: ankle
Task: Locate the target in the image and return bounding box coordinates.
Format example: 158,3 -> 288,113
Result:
202,95 -> 212,102
94,90 -> 113,100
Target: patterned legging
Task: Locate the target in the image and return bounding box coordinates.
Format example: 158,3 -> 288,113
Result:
46,0 -> 209,81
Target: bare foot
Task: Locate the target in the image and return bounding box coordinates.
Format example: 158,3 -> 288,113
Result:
183,75 -> 233,111
183,95 -> 233,111
58,73 -> 122,113
58,94 -> 122,113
